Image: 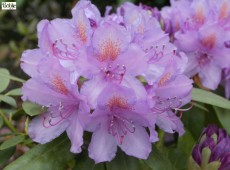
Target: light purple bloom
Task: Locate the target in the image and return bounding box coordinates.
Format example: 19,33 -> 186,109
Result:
21,55 -> 89,153
86,84 -> 152,163
146,65 -> 193,136
20,0 -> 194,162
80,21 -> 147,108
161,0 -> 230,91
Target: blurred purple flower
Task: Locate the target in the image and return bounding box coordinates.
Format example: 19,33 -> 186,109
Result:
191,125 -> 230,170
161,0 -> 230,92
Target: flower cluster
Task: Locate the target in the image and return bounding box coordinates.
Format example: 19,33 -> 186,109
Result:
21,0 -> 193,163
161,0 -> 230,98
190,125 -> 230,170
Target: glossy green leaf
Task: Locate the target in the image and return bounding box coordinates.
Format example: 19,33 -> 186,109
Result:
22,102 -> 43,116
73,150 -> 105,170
0,147 -> 16,165
144,145 -> 175,170
182,106 -> 205,140
0,136 -> 25,150
4,135 -> 75,170
168,148 -> 187,170
178,129 -> 195,156
0,68 -> 10,93
106,150 -> 150,170
192,88 -> 230,110
5,88 -> 22,96
167,129 -> 195,170
214,106 -> 230,134
0,95 -> 17,107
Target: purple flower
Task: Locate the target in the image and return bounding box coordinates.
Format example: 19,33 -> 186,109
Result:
146,64 -> 193,137
86,84 -> 151,163
80,22 -> 147,108
161,0 -> 230,91
21,55 -> 90,153
223,68 -> 230,99
190,125 -> 230,170
20,0 -> 194,162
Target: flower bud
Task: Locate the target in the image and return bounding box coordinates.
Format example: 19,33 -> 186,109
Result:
189,125 -> 230,170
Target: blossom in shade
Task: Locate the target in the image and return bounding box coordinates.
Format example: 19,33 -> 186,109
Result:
86,84 -> 152,163
190,125 -> 230,170
21,54 -> 89,153
160,0 -> 230,92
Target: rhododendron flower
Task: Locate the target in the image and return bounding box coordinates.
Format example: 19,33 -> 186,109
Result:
160,0 -> 230,92
86,85 -> 152,163
80,22 -> 148,108
21,54 -> 89,153
20,0 -> 193,163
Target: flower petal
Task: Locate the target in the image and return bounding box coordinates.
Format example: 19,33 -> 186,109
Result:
88,123 -> 117,163
156,111 -> 185,136
119,125 -> 151,159
66,114 -> 84,153
28,112 -> 69,144
80,75 -> 108,109
20,49 -> 45,77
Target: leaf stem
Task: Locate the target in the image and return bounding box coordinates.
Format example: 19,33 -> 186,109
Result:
0,110 -> 17,133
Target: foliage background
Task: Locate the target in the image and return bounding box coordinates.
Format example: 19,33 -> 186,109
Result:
0,0 -> 230,170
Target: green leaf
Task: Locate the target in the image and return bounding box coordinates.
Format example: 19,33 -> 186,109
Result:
17,21 -> 28,35
0,147 -> 16,165
0,114 -> 3,128
213,106 -> 230,134
0,68 -> 25,83
192,88 -> 230,110
4,134 -> 75,170
0,95 -> 17,107
177,129 -> 195,156
0,136 -> 25,150
144,145 -> 174,170
182,106 -> 205,140
74,150 -> 105,170
167,130 -> 195,170
5,88 -> 22,96
118,0 -> 135,5
0,68 -> 10,93
22,102 -> 43,116
106,149 -> 150,170
167,148 -> 187,170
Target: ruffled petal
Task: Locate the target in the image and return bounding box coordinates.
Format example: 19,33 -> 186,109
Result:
88,123 -> 117,163
122,76 -> 147,100
22,78 -> 66,106
28,112 -> 69,144
80,76 -> 108,109
199,63 -> 221,90
156,111 -> 185,136
66,113 -> 84,153
20,49 -> 45,77
119,125 -> 151,159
